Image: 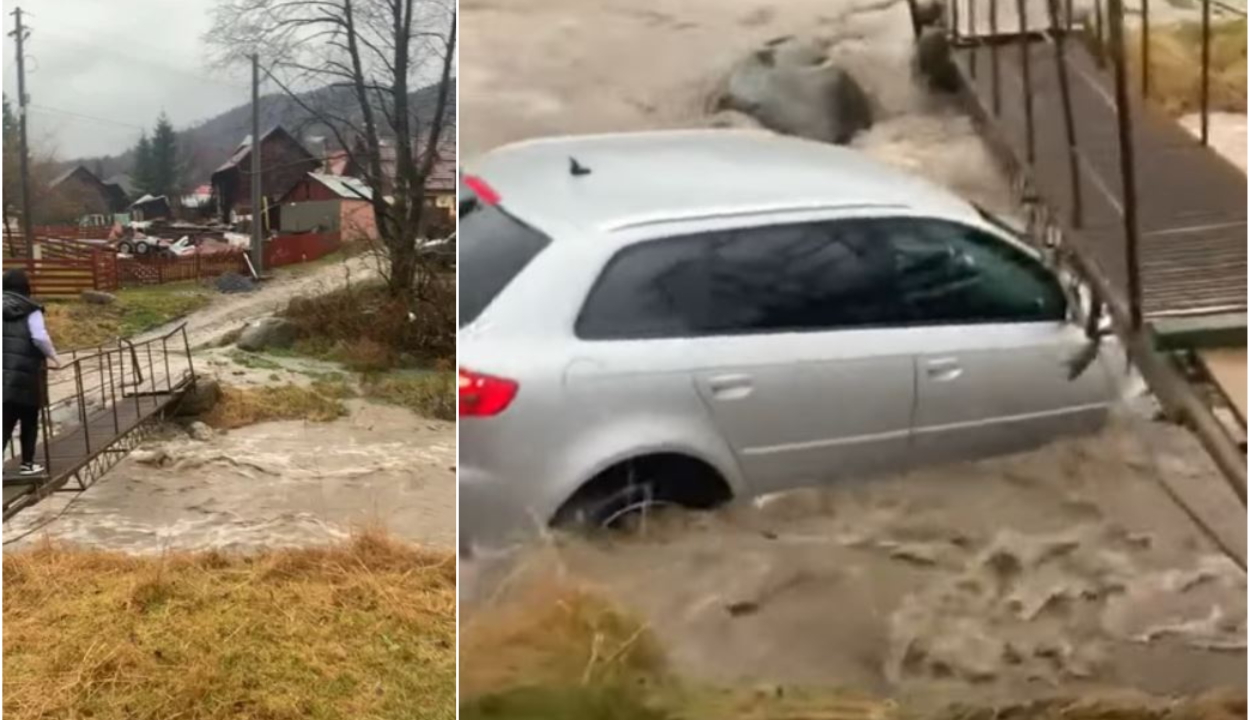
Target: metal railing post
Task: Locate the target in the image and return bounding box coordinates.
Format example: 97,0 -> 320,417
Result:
991,0 -> 1001,113
1141,0 -> 1151,98
1018,0 -> 1036,164
906,0 -> 923,38
75,363 -> 90,454
1107,0 -> 1145,330
969,0 -> 979,77
98,351 -> 107,408
163,337 -> 173,393
1200,0 -> 1211,145
41,404 -> 52,474
183,326 -> 196,383
1048,0 -> 1085,228
951,0 -> 961,42
1094,0 -> 1106,67
146,344 -> 156,409
107,350 -> 120,434
1064,0 -> 1073,30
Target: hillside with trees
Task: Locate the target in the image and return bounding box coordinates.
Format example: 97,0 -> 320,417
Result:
65,81 -> 456,189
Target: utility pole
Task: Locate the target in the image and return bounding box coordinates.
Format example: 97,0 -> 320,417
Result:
10,7 -> 34,258
250,53 -> 263,275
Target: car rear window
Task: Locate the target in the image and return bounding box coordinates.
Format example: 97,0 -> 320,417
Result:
459,203 -> 551,327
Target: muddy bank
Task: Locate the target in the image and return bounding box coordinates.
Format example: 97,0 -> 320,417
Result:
4,400 -> 455,553
463,413 -> 1246,704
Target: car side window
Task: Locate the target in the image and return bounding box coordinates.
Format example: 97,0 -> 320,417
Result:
885,219 -> 1066,324
576,220 -> 906,339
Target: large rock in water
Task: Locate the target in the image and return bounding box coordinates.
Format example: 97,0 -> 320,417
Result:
174,377 -> 221,417
914,27 -> 960,93
719,36 -> 873,145
236,317 -> 298,351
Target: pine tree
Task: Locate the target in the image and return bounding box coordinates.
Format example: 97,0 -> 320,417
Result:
150,113 -> 182,199
133,132 -> 156,197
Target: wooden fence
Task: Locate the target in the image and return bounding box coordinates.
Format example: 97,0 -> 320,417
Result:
265,231 -> 342,268
117,251 -> 248,286
1,236 -> 118,298
3,230 -> 337,297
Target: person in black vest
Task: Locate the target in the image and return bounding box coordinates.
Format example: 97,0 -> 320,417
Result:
3,269 -> 62,476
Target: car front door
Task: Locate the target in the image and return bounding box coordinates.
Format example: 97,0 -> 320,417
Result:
884,218 -> 1116,465
575,219 -> 918,494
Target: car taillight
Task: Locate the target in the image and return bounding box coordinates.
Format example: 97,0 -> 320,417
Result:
462,175 -> 500,206
459,368 -> 518,417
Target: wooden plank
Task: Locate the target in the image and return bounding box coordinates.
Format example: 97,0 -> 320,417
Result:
1198,348 -> 1247,427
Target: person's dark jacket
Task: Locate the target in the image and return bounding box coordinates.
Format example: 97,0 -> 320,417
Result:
3,292 -> 47,407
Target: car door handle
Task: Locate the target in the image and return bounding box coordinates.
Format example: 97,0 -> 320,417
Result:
925,358 -> 963,382
706,373 -> 753,400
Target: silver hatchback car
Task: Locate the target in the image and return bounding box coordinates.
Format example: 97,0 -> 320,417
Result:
459,130 -> 1120,551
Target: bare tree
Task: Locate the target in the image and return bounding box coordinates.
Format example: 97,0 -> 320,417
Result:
206,0 -> 456,300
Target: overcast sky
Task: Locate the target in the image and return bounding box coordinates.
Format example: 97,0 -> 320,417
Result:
2,0 -> 251,159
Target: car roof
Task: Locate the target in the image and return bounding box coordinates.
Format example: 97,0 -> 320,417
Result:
466,130 -> 981,234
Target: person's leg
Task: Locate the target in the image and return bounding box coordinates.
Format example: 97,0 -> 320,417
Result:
18,403 -> 40,467
2,402 -> 17,454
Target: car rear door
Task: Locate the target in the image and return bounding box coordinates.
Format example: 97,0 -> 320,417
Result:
884,218 -> 1115,464
577,219 -> 919,494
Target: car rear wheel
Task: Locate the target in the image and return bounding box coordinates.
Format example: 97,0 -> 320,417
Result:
552,454 -> 732,532
117,240 -> 134,255
135,240 -> 152,256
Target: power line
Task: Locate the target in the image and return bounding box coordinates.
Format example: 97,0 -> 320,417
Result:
28,103 -> 146,131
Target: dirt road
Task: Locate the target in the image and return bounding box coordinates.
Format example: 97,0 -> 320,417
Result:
140,253 -> 381,351
460,0 -> 1247,704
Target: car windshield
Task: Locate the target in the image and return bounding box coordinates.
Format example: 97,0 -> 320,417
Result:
459,202 -> 551,328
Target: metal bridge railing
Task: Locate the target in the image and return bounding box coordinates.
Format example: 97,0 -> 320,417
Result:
4,324 -> 196,478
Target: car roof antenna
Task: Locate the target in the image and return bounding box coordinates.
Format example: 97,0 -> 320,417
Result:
569,157 -> 592,177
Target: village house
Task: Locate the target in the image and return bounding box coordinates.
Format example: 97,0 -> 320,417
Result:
46,165 -> 131,222
277,173 -> 378,240
335,136 -> 456,231
209,126 -> 320,224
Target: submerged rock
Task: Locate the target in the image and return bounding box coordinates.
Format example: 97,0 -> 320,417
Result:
719,36 -> 873,144
236,317 -> 298,352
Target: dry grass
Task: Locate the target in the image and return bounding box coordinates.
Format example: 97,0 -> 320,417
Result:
43,283 -> 212,349
282,278 -> 454,372
362,371 -> 455,421
3,531 -> 455,720
202,384 -> 347,430
460,573 -> 669,719
1118,19 -> 1247,115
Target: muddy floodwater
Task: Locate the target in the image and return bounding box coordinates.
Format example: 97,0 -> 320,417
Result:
463,413 -> 1246,704
4,401 -> 456,553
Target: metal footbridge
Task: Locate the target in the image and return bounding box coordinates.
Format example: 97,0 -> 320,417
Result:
909,0 -> 1246,505
3,324 -> 197,520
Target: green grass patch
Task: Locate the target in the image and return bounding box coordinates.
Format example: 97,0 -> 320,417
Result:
44,281 -> 211,349
4,532 -> 455,720
362,371 -> 454,420
116,282 -> 212,336
227,349 -> 285,371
